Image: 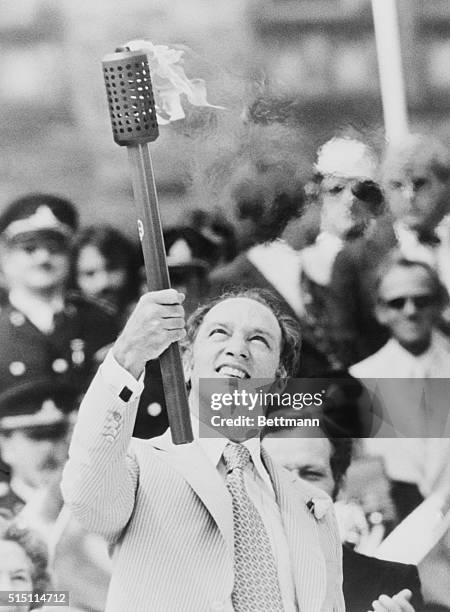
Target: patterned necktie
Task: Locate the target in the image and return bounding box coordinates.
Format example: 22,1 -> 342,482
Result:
223,442 -> 285,612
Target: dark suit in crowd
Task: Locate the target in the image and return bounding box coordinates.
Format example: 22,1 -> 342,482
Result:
328,218 -> 397,367
343,545 -> 424,612
0,291 -> 119,398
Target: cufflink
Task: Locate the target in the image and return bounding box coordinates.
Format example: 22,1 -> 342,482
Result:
119,386 -> 133,402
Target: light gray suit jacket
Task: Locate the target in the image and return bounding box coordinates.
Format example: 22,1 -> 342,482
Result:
62,367 -> 344,612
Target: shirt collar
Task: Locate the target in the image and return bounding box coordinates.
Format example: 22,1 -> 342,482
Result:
393,221 -> 425,244
9,288 -> 64,333
10,477 -> 36,504
190,414 -> 271,487
247,238 -> 297,258
315,231 -> 344,250
389,330 -> 442,363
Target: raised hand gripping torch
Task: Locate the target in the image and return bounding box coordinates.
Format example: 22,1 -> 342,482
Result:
102,48 -> 193,444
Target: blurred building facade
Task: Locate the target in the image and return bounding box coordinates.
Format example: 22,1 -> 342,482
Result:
0,0 -> 252,230
0,0 -> 450,231
250,0 -> 450,146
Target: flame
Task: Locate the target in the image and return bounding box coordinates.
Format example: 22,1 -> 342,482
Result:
126,39 -> 225,124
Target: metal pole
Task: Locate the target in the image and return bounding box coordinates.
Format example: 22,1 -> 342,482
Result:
371,0 -> 409,143
102,49 -> 193,445
127,143 -> 193,445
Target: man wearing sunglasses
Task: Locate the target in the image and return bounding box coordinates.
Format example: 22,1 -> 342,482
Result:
299,136 -> 383,370
329,134 -> 450,369
0,194 -> 119,401
350,252 -> 450,380
349,252 -> 450,610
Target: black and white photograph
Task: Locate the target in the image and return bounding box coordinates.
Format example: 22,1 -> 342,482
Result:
0,1 -> 449,611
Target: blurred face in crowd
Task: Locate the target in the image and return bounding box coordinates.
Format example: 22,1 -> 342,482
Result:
0,232 -> 70,294
0,425 -> 69,489
184,297 -> 282,407
0,540 -> 33,611
76,244 -> 128,308
264,433 -> 335,497
375,264 -> 441,355
319,175 -> 376,239
384,157 -> 450,233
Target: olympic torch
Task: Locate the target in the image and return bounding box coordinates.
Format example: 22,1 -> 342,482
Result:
102,47 -> 193,444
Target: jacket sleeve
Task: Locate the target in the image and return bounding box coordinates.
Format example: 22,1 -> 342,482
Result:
61,352 -> 144,543
326,508 -> 346,612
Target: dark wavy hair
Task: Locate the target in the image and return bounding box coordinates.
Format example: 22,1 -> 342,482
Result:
232,169 -> 305,245
184,287 -> 302,377
71,224 -> 141,309
263,412 -> 353,500
0,519 -> 51,609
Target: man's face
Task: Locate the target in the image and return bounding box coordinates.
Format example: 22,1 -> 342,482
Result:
186,297 -> 282,403
375,265 -> 440,353
0,540 -> 33,612
384,158 -> 450,232
76,245 -> 128,308
263,434 -> 334,497
0,232 -> 70,293
0,428 -> 69,489
319,175 -> 374,239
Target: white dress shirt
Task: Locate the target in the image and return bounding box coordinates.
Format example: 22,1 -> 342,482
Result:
101,351 -> 298,612
247,240 -> 304,318
350,330 -> 450,379
300,231 -> 344,287
9,288 -> 64,334
350,331 -> 450,496
10,476 -> 37,505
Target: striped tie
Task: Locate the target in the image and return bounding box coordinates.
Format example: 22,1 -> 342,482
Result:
223,442 -> 285,612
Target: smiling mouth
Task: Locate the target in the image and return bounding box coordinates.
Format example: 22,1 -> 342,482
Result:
215,365 -> 250,379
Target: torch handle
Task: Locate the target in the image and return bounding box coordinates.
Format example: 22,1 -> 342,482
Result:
127,144 -> 193,445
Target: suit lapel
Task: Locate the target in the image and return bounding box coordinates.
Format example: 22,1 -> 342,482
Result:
150,435 -> 328,610
262,448 -> 327,612
149,433 -> 234,555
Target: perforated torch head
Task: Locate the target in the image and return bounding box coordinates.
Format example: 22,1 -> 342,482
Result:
102,49 -> 159,146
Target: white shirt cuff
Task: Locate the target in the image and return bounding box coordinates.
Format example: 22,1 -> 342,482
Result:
100,349 -> 145,399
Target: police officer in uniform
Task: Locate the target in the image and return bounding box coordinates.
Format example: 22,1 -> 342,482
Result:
0,194 -> 120,402
0,378 -> 78,517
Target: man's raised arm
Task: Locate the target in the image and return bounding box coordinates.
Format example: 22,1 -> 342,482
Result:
61,289 -> 186,541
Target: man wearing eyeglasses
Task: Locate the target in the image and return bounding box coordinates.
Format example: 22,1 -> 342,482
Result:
350,252 -> 450,380
299,136 -> 383,370
350,253 -> 450,506
0,194 -> 119,401
329,133 -> 450,369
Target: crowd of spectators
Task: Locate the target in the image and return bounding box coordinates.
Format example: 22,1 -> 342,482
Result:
0,127 -> 449,611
